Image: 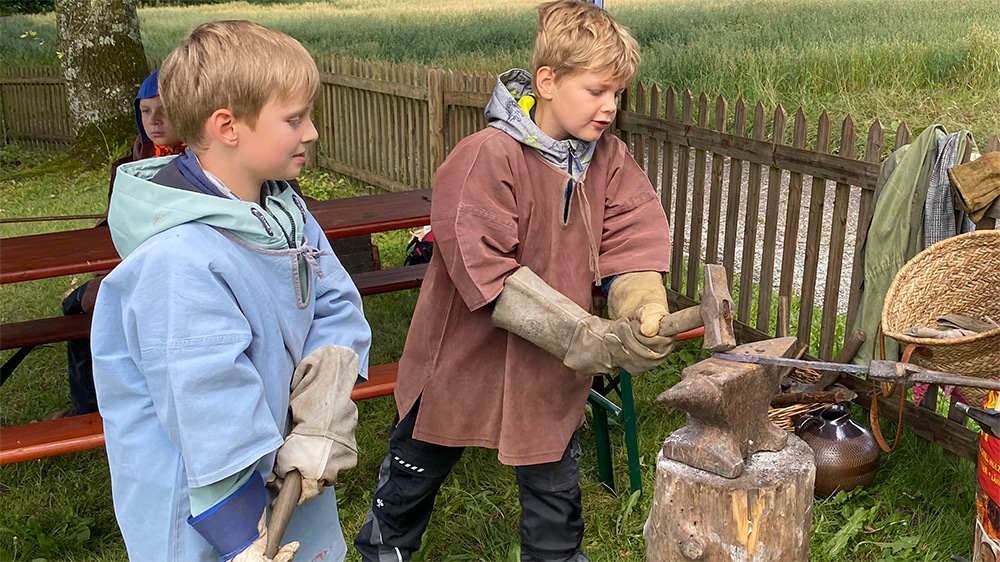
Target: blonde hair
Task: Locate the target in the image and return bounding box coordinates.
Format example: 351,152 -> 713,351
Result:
159,20 -> 319,151
532,0 -> 639,86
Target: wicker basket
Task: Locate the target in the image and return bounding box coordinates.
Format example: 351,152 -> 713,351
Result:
881,230 -> 1000,404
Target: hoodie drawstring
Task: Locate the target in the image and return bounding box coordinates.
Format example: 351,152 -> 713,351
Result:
296,241 -> 329,280
564,146 -> 601,285
573,180 -> 601,285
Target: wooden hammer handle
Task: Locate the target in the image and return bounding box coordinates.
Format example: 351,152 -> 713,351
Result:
658,306 -> 703,336
265,469 -> 301,558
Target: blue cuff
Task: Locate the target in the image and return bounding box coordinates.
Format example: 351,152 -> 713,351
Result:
600,275 -> 619,295
188,471 -> 267,561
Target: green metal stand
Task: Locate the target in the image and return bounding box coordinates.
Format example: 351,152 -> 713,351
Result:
588,369 -> 642,496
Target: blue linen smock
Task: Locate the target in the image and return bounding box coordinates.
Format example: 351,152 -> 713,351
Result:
91,155 -> 371,561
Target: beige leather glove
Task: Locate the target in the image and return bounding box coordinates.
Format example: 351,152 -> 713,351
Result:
231,513 -> 299,562
607,271 -> 675,361
272,345 -> 359,505
607,271 -> 668,336
491,267 -> 670,374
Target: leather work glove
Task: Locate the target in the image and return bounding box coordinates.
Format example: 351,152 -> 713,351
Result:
231,513 -> 299,562
491,267 -> 672,375
272,345 -> 360,505
607,271 -> 669,336
607,318 -> 674,374
607,271 -> 675,362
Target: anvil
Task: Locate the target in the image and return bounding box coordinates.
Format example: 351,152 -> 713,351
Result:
656,337 -> 797,478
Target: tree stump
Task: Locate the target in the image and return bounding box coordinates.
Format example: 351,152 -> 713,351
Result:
644,435 -> 815,561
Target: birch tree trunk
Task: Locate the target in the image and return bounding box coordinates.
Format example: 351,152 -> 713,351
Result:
55,0 -> 148,137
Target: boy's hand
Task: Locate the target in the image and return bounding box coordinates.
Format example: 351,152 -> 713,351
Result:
491,266 -> 672,375
607,319 -> 674,374
231,513 -> 298,562
607,271 -> 669,337
562,317 -> 672,374
274,345 -> 360,505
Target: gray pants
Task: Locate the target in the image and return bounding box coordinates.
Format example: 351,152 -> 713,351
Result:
354,400 -> 589,562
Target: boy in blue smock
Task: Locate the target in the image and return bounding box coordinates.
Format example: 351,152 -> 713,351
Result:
91,20 -> 371,561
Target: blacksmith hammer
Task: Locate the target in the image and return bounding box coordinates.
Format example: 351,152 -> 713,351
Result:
657,264 -> 736,351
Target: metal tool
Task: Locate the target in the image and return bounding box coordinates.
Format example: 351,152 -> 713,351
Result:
955,403 -> 1000,439
657,264 -> 737,352
713,352 -> 1000,391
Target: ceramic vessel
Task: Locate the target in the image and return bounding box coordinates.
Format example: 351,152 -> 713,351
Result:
795,404 -> 880,497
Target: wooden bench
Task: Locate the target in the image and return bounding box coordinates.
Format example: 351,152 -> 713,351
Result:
2,190 -> 432,464
0,189 -> 433,284
0,265 -> 428,463
0,264 -> 429,385
2,324 -> 705,500
0,361 -> 404,465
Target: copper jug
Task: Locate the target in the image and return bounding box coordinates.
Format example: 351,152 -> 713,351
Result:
795,404 -> 880,497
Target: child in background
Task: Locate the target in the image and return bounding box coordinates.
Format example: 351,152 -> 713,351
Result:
51,69 -> 185,420
91,20 -> 370,561
354,1 -> 674,560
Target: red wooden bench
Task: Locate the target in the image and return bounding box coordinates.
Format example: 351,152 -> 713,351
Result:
0,189 -> 433,284
2,190 -> 432,464
2,187 -> 699,493
0,362 -> 404,465
0,264 -> 429,385
0,265 -> 428,464
2,325 -> 706,499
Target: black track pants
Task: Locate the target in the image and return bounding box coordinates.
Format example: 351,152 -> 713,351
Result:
354,401 -> 589,561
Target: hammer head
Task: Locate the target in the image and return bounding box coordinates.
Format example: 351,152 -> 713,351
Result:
700,264 -> 736,351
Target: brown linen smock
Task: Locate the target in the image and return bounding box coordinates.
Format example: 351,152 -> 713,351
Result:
393,128 -> 672,466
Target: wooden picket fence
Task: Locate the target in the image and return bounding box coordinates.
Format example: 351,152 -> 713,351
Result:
315,57 -> 493,191
0,66 -> 72,146
3,57 -> 1000,460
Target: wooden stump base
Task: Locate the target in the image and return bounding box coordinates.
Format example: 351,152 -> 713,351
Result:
644,434 -> 815,561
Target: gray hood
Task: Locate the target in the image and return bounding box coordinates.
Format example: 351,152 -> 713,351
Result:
484,69 -> 596,180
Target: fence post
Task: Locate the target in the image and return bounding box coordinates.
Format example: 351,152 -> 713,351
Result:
427,68 -> 445,172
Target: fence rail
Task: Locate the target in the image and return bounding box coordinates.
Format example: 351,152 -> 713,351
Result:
3,59 -> 999,460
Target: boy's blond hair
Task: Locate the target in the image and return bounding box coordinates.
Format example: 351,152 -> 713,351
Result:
532,0 -> 639,87
159,20 -> 319,151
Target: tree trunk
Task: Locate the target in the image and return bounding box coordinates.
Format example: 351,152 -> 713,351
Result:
645,436 -> 815,561
55,0 -> 147,136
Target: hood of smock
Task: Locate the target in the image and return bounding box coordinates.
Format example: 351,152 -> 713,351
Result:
134,70 -> 160,144
109,155 -> 309,259
484,68 -> 596,180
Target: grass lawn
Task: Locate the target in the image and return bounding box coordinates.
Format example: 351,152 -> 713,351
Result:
0,142 -> 980,561
1,0 -> 995,558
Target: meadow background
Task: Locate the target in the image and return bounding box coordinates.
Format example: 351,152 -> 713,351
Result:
2,0 -> 998,560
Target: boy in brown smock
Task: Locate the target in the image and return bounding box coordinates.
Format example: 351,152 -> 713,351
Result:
355,2 -> 673,560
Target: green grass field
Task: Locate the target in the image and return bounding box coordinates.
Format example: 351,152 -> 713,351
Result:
2,0 -> 998,143
1,0 -> 995,559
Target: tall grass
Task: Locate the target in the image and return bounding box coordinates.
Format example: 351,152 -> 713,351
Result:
1,0 -> 998,141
